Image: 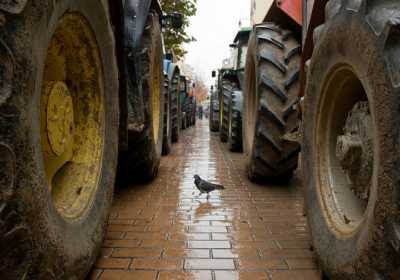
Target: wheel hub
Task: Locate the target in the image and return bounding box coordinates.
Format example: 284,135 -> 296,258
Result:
336,101 -> 373,201
45,82 -> 74,156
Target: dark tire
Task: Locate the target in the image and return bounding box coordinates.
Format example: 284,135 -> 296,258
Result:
171,71 -> 180,142
243,23 -> 301,182
124,12 -> 164,181
303,1 -> 400,278
210,91 -> 220,132
228,88 -> 243,152
181,112 -> 187,130
162,73 -> 172,155
0,1 -> 118,278
220,79 -> 231,142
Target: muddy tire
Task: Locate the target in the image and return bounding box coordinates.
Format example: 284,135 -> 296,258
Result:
228,88 -> 243,152
0,1 -> 118,278
162,73 -> 172,155
243,23 -> 301,182
220,79 -> 232,142
123,12 -> 164,181
210,91 -> 220,132
171,71 -> 180,142
303,1 -> 400,278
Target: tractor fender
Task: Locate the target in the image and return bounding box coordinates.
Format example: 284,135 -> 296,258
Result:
124,0 -> 162,50
164,60 -> 181,82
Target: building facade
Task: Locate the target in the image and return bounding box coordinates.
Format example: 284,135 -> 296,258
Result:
250,0 -> 274,25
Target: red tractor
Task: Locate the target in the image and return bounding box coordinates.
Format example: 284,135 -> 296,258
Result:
243,0 -> 400,278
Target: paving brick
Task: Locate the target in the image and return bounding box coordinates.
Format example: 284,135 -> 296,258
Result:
188,240 -> 231,249
99,270 -> 157,280
184,259 -> 235,270
112,247 -> 162,258
159,271 -> 212,280
169,233 -> 210,241
103,239 -> 141,248
212,248 -> 259,259
163,248 -> 211,258
237,259 -> 287,270
261,249 -> 314,259
214,271 -> 269,280
270,270 -> 321,280
286,258 -> 318,269
130,258 -> 183,270
105,231 -> 124,240
95,258 -> 130,269
107,225 -> 147,232
188,226 -> 228,233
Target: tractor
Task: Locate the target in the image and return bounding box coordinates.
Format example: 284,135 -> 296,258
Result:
163,56 -> 181,153
180,76 -> 196,129
213,27 -> 251,152
0,0 -> 181,278
243,0 -> 400,278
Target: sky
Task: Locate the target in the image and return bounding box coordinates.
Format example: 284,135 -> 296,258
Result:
184,0 -> 251,88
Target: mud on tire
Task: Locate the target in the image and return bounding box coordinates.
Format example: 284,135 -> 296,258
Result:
228,87 -> 243,152
162,73 -> 172,155
0,1 -> 119,278
243,23 -> 301,182
171,71 -> 180,142
122,12 -> 164,181
220,79 -> 232,142
303,1 -> 400,278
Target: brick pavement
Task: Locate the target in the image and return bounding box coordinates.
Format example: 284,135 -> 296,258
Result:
90,120 -> 321,280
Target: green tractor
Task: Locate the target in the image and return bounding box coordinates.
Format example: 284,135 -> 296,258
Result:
213,27 -> 251,151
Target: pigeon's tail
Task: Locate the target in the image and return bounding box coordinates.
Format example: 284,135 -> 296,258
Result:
214,184 -> 224,190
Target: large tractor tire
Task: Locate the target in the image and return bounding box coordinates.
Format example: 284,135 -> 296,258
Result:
220,79 -> 232,142
162,73 -> 172,155
210,91 -> 220,132
0,1 -> 118,278
303,1 -> 400,278
171,72 -> 180,142
228,88 -> 243,152
243,23 -> 301,182
124,12 -> 164,181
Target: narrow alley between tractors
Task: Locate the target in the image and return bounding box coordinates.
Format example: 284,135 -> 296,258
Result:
90,120 -> 320,280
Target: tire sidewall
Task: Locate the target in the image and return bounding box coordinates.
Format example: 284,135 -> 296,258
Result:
243,31 -> 260,177
304,10 -> 397,276
149,17 -> 164,162
11,0 -> 118,277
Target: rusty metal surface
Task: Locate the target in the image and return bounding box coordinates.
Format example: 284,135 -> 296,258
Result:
278,0 -> 303,25
91,120 -> 321,279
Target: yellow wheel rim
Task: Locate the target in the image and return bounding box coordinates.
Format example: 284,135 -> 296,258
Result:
152,51 -> 161,143
40,13 -> 104,219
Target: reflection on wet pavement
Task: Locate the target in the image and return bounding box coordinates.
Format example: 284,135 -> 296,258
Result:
91,120 -> 321,280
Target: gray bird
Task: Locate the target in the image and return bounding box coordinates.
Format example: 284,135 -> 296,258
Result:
193,175 -> 224,199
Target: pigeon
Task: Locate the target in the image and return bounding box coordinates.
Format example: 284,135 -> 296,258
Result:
193,175 -> 224,199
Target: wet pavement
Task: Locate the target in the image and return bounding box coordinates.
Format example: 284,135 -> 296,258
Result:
90,120 -> 321,280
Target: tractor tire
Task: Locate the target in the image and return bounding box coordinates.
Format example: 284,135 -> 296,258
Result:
228,88 -> 243,152
124,12 -> 164,181
171,72 -> 180,142
162,73 -> 172,155
303,1 -> 400,279
0,1 -> 118,278
243,23 -> 301,182
220,79 -> 232,142
181,112 -> 187,130
210,92 -> 220,132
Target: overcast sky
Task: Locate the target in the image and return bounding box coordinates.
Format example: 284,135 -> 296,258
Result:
184,0 -> 251,88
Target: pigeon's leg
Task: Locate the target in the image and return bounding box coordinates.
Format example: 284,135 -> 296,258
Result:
206,193 -> 210,200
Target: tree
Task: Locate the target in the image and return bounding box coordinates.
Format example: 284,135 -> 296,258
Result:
192,77 -> 208,103
161,0 -> 197,59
